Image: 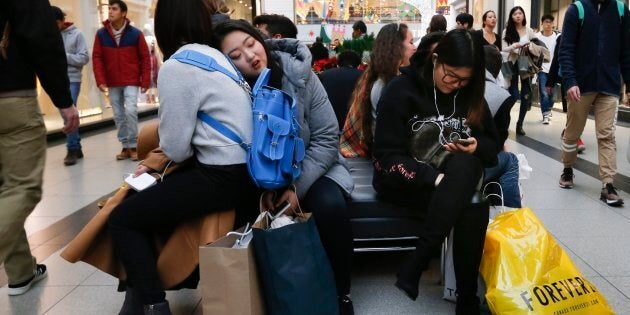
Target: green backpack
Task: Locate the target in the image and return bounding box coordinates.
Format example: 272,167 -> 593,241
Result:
573,0 -> 625,26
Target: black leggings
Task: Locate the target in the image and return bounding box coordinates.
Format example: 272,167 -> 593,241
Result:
301,176 -> 353,296
379,153 -> 489,298
108,162 -> 260,305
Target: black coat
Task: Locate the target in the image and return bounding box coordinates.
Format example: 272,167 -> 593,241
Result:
318,66 -> 363,131
0,0 -> 72,108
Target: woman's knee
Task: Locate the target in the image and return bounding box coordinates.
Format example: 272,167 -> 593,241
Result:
445,153 -> 483,178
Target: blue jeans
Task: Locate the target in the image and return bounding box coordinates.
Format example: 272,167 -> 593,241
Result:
484,151 -> 521,208
537,72 -> 553,116
58,82 -> 82,151
509,65 -> 532,127
108,86 -> 139,148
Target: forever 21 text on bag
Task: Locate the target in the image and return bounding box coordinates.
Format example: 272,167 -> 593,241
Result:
171,50 -> 305,189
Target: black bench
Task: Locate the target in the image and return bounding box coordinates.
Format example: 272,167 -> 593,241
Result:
346,158 -> 424,252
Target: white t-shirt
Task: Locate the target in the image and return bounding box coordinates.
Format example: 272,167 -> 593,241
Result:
536,32 -> 558,73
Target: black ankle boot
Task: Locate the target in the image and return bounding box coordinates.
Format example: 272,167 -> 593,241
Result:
456,295 -> 480,315
395,250 -> 428,301
338,295 -> 354,315
143,301 -> 171,315
516,125 -> 526,136
119,287 -> 143,315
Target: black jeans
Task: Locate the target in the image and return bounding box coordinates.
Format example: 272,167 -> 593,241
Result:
301,176 -> 353,296
380,153 -> 489,298
509,66 -> 532,127
108,162 -> 260,305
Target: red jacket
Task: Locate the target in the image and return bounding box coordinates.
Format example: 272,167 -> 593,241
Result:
92,20 -> 150,88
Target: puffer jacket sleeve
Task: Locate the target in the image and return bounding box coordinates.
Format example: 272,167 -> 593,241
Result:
293,71 -> 340,198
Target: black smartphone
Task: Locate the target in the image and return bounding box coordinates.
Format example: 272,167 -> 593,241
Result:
454,138 -> 474,146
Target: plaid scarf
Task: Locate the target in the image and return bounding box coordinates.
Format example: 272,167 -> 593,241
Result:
340,91 -> 369,158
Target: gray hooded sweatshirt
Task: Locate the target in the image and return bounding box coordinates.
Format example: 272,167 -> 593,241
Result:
60,23 -> 90,82
267,39 -> 354,198
157,44 -> 253,165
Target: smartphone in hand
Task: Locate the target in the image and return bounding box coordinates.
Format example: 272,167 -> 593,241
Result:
454,138 -> 474,146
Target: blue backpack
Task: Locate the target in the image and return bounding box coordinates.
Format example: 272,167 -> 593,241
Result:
171,50 -> 305,189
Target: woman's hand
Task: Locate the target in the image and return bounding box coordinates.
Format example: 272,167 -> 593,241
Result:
443,137 -> 477,154
261,189 -> 299,216
134,165 -> 151,177
273,189 -> 299,216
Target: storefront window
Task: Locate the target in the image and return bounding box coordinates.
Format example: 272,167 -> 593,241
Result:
295,0 -> 424,25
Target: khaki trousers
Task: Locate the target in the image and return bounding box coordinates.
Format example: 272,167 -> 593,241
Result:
0,97 -> 45,284
561,93 -> 618,184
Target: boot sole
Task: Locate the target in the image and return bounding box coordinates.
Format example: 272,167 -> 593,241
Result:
601,196 -> 624,207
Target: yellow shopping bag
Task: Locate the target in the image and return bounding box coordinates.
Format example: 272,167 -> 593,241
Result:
479,208 -> 615,315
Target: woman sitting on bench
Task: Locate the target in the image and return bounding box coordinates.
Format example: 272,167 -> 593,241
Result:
213,20 -> 355,314
372,29 -> 498,314
107,1 -> 262,314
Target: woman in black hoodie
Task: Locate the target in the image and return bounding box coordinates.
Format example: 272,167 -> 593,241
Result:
372,29 -> 498,314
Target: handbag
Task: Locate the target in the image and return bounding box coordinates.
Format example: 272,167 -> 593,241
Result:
501,60 -> 514,77
409,121 -> 451,169
171,50 -> 305,190
252,206 -> 339,315
517,48 -> 530,76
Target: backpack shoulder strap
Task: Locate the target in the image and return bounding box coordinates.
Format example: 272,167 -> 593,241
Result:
196,112 -> 249,151
252,68 -> 271,95
574,0 -> 585,27
617,0 -> 625,20
171,50 -> 242,84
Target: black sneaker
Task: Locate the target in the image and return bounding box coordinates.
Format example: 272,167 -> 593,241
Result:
559,168 -> 574,189
8,264 -> 47,296
516,126 -> 526,136
338,295 -> 354,315
601,183 -> 624,207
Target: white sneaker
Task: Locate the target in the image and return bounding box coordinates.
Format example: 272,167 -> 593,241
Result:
542,115 -> 550,125
8,264 -> 47,296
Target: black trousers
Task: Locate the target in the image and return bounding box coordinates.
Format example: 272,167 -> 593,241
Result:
380,153 -> 489,298
302,176 -> 353,296
108,162 -> 260,305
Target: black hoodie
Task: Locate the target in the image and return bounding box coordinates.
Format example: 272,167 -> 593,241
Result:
372,62 -> 498,195
0,0 -> 72,108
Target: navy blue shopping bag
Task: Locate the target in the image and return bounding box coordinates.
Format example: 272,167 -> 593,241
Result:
252,212 -> 339,315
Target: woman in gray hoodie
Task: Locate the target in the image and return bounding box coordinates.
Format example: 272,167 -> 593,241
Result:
214,20 -> 355,314
107,1 -> 261,314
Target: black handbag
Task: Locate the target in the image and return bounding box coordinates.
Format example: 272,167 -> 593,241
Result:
409,121 -> 452,169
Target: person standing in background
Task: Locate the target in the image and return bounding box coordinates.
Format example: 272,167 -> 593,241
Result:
52,6 -> 89,166
92,0 -> 150,161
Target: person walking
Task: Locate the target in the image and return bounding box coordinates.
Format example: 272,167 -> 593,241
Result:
536,14 -> 558,125
93,0 -> 150,161
52,6 -> 89,166
0,0 -> 79,296
558,0 -> 630,207
502,6 -> 536,136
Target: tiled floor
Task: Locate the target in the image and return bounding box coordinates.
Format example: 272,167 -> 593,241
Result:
1,104 -> 630,314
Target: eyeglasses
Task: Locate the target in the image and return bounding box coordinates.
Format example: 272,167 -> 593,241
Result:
439,62 -> 472,86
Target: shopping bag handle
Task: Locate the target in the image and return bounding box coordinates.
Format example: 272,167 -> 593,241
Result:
482,181 -> 506,213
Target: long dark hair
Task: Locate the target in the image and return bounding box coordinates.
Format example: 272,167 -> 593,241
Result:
504,6 -> 527,45
347,22 -> 409,153
421,29 -> 486,127
428,14 -> 447,33
154,0 -> 219,60
482,10 -> 495,28
213,19 -> 283,88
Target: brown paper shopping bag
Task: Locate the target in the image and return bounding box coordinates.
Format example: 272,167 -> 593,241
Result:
199,229 -> 264,315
